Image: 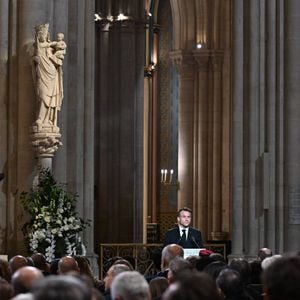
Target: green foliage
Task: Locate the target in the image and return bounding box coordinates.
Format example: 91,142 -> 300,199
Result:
21,169 -> 90,261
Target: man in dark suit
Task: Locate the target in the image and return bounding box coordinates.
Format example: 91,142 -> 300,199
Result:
163,207 -> 203,248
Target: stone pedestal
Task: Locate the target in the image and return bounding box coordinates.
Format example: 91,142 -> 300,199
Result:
31,124 -> 62,171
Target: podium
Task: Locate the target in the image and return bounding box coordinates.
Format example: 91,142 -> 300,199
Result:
183,248 -> 205,259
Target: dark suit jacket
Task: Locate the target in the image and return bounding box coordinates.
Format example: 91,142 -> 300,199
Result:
163,226 -> 203,248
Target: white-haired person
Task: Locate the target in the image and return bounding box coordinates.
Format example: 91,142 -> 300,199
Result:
111,271 -> 150,300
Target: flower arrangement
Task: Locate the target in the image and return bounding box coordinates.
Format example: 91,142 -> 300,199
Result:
21,169 -> 90,262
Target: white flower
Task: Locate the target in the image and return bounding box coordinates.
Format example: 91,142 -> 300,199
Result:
44,216 -> 51,223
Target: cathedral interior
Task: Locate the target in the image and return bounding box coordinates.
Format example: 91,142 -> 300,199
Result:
0,0 -> 300,269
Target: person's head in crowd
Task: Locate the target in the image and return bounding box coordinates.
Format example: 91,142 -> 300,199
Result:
195,255 -> 214,271
104,263 -> 131,292
204,260 -> 227,280
161,244 -> 184,271
113,258 -> 134,271
257,247 -> 272,261
185,255 -> 200,269
210,252 -> 226,263
11,266 -> 43,295
163,272 -> 221,300
149,277 -> 168,300
167,257 -> 193,284
49,258 -> 59,275
249,260 -> 262,284
228,258 -> 251,284
26,257 -> 35,267
0,258 -> 11,282
216,268 -> 245,298
0,277 -> 13,300
31,253 -> 49,275
9,255 -> 28,275
73,255 -> 104,291
177,207 -> 192,228
104,256 -> 123,270
58,255 -> 80,274
261,254 -> 282,270
263,255 -> 300,300
31,275 -> 91,300
111,271 -> 150,300
122,256 -> 135,269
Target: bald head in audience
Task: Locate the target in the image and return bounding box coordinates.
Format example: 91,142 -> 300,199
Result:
161,244 -> 184,271
9,255 -> 28,275
11,266 -> 43,295
258,247 -> 272,261
58,256 -> 80,274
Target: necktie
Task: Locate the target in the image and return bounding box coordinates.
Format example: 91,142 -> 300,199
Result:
182,229 -> 187,241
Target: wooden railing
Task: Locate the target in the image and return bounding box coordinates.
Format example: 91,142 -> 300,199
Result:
99,243 -> 226,279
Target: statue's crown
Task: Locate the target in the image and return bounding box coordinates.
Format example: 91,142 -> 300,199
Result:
35,23 -> 49,33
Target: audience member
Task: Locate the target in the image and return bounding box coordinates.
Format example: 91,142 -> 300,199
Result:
112,258 -> 134,271
0,277 -> 13,300
31,275 -> 91,300
257,248 -> 272,261
11,266 -> 43,296
216,268 -> 253,300
149,277 -> 168,300
0,258 -> 11,282
163,272 -> 221,300
103,264 -> 131,300
261,254 -> 282,270
263,255 -> 300,300
185,255 -> 200,268
31,253 -> 50,276
73,255 -> 104,291
49,258 -> 59,275
161,244 -> 184,275
167,257 -> 193,284
111,271 -> 150,300
204,260 -> 227,280
58,255 -> 79,274
9,255 -> 28,275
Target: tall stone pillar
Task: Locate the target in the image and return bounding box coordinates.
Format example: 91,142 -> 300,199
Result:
210,51 -> 226,240
193,50 -> 210,238
169,51 -> 195,210
285,0 -> 300,251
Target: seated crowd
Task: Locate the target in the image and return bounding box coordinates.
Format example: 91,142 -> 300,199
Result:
0,246 -> 299,300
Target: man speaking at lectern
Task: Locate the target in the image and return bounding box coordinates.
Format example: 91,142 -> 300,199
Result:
163,207 -> 203,248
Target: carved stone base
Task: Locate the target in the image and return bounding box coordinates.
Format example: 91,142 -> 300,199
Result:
31,124 -> 62,158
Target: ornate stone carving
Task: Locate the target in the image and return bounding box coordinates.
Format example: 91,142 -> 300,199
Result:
31,125 -> 62,158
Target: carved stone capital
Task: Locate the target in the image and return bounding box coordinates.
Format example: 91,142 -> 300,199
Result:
169,50 -> 195,77
31,125 -> 62,158
193,49 -> 210,71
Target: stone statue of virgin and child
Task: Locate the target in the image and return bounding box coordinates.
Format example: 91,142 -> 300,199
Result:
32,23 -> 67,130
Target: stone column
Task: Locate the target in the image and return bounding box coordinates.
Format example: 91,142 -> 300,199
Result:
285,0 -> 300,251
193,50 -> 210,238
210,51 -> 226,241
169,50 -> 195,210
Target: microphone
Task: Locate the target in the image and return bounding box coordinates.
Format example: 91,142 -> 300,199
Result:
192,236 -> 201,248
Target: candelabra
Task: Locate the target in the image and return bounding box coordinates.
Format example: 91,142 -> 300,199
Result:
160,169 -> 179,188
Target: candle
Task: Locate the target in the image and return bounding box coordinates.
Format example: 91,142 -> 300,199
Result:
170,169 -> 174,183
161,169 -> 164,182
164,169 -> 168,182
